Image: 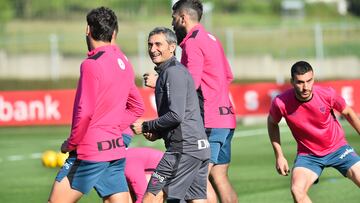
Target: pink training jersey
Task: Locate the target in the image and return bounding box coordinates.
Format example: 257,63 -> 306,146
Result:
125,147 -> 164,203
270,85 -> 348,156
180,24 -> 236,129
66,45 -> 144,161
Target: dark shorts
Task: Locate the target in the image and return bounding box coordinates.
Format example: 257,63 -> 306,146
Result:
55,157 -> 128,197
146,152 -> 209,200
294,145 -> 360,178
206,128 -> 234,164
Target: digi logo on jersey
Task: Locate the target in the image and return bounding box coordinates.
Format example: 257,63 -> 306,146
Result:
97,137 -> 124,151
219,106 -> 234,115
198,139 -> 210,149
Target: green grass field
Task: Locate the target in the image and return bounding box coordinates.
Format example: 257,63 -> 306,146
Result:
0,122 -> 359,203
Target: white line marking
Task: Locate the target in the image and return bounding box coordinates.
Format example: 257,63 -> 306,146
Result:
7,155 -> 25,161
30,153 -> 42,159
234,126 -> 290,138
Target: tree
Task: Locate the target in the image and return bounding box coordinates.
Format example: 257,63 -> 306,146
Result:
347,0 -> 360,17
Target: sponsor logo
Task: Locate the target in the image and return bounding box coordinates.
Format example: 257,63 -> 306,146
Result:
63,162 -> 72,170
219,106 -> 234,115
198,139 -> 210,149
97,137 -> 124,151
151,179 -> 158,186
117,58 -> 125,70
339,148 -> 354,159
319,106 -> 326,114
207,33 -> 216,41
0,95 -> 60,122
152,171 -> 165,183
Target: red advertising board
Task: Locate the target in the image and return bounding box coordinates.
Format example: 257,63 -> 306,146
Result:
1,80 -> 359,126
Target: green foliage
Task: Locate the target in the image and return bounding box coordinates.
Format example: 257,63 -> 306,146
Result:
240,0 -> 274,14
211,0 -> 282,15
305,2 -> 340,17
347,0 -> 360,17
0,0 -> 13,23
7,0 -> 171,20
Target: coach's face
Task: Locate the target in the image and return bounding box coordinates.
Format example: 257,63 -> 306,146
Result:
148,33 -> 176,66
291,71 -> 314,102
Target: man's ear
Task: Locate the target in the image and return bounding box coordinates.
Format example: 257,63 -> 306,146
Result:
111,30 -> 117,44
86,25 -> 90,36
181,14 -> 187,26
112,30 -> 117,39
169,43 -> 176,54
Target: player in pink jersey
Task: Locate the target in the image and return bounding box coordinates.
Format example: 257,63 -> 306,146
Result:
268,61 -> 360,202
125,147 -> 164,203
171,1 -> 237,203
48,7 -> 144,203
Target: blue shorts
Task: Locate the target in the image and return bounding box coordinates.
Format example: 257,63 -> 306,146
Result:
55,157 -> 128,197
206,128 -> 234,164
294,145 -> 360,178
122,134 -> 132,148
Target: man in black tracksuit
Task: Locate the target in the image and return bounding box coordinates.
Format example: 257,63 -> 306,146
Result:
132,27 -> 210,203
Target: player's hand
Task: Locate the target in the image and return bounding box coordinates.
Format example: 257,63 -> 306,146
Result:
60,140 -> 70,153
275,156 -> 290,176
143,132 -> 159,141
131,119 -> 144,134
143,72 -> 158,88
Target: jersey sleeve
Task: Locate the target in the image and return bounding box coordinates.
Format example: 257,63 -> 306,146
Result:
181,39 -> 204,89
329,87 -> 346,113
122,83 -> 145,130
219,41 -> 234,84
67,60 -> 99,150
269,96 -> 283,123
145,68 -> 187,132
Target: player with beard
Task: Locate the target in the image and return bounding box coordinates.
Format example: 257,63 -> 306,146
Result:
48,7 -> 144,203
268,61 -> 360,202
170,1 -> 237,203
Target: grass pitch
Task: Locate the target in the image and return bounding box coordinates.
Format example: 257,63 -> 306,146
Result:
0,122 -> 359,203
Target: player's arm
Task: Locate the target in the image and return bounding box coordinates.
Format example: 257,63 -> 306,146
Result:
121,83 -> 145,130
332,88 -> 360,135
66,60 -> 99,151
141,68 -> 187,134
267,115 -> 289,176
219,41 -> 234,84
182,40 -> 204,89
341,106 -> 360,135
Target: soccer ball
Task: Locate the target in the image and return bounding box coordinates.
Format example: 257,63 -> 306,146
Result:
41,150 -> 58,168
56,152 -> 69,167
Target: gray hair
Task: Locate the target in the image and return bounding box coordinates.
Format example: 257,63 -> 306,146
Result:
148,27 -> 177,45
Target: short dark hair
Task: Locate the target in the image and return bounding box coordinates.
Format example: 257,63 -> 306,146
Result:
148,27 -> 177,45
172,0 -> 203,22
291,61 -> 313,78
86,7 -> 118,42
